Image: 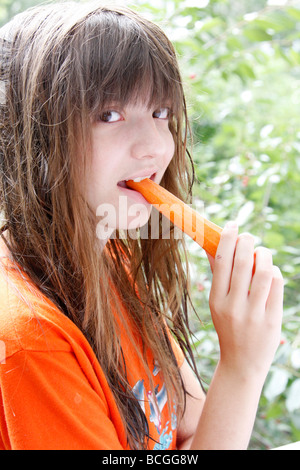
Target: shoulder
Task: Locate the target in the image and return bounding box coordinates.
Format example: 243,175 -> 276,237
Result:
0,241 -> 89,362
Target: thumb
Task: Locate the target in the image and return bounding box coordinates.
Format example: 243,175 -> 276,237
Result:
206,252 -> 215,272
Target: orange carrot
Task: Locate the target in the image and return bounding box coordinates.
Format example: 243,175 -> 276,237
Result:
126,178 -> 223,258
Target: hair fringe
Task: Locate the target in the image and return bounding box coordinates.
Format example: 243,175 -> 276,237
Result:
0,2 -> 203,449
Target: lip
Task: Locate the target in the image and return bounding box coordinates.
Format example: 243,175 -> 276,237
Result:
117,170 -> 158,189
117,170 -> 158,205
118,169 -> 158,184
117,184 -> 151,205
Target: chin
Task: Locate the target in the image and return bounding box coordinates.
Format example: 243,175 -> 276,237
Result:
120,205 -> 152,231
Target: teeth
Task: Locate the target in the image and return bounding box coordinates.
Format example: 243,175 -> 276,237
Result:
126,176 -> 151,182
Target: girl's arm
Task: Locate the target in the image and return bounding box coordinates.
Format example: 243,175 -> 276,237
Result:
177,223 -> 284,450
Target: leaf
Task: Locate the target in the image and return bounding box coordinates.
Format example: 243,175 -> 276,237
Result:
291,349 -> 300,370
289,49 -> 300,66
262,231 -> 285,249
264,369 -> 290,401
198,17 -> 225,33
236,201 -> 255,226
286,379 -> 300,412
234,62 -> 256,82
243,26 -> 273,42
287,7 -> 300,21
254,12 -> 296,34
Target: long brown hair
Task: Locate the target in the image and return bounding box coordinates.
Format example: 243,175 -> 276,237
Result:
0,2 -> 201,449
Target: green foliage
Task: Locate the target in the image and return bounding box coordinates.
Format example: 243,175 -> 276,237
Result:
0,0 -> 43,26
133,0 -> 300,449
1,0 -> 300,450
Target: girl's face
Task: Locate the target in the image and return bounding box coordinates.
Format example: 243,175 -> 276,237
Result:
84,100 -> 175,239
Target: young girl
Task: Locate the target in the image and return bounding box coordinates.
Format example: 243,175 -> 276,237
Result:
0,2 -> 284,450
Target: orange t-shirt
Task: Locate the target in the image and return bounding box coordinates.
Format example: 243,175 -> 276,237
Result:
0,241 -> 184,450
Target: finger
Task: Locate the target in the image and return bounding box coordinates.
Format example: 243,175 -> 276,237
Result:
206,252 -> 214,272
229,232 -> 255,299
210,222 -> 239,299
266,265 -> 284,316
249,247 -> 274,310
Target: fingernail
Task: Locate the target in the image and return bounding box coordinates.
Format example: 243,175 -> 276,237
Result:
224,221 -> 238,230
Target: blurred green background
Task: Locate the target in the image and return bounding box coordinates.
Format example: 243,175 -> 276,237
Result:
1,0 -> 300,450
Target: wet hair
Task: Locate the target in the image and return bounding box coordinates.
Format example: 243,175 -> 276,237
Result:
0,2 -> 200,449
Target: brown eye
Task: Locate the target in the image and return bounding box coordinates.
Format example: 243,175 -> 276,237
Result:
98,110 -> 123,123
153,108 -> 170,119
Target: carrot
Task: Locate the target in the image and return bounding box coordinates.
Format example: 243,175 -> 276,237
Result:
126,178 -> 223,258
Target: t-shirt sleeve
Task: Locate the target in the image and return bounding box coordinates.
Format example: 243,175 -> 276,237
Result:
0,349 -> 126,450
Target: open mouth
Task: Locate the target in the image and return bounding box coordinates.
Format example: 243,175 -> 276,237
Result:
117,173 -> 156,189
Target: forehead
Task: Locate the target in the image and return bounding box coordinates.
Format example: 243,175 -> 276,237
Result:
99,80 -> 173,109
80,11 -> 182,115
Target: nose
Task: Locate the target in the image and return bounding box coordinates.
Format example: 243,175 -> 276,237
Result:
129,118 -> 171,161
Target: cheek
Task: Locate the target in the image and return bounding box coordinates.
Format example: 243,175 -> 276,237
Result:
83,160 -> 110,214
84,141 -> 117,207
165,133 -> 176,166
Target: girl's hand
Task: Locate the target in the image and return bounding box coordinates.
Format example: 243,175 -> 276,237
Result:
208,222 -> 284,382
